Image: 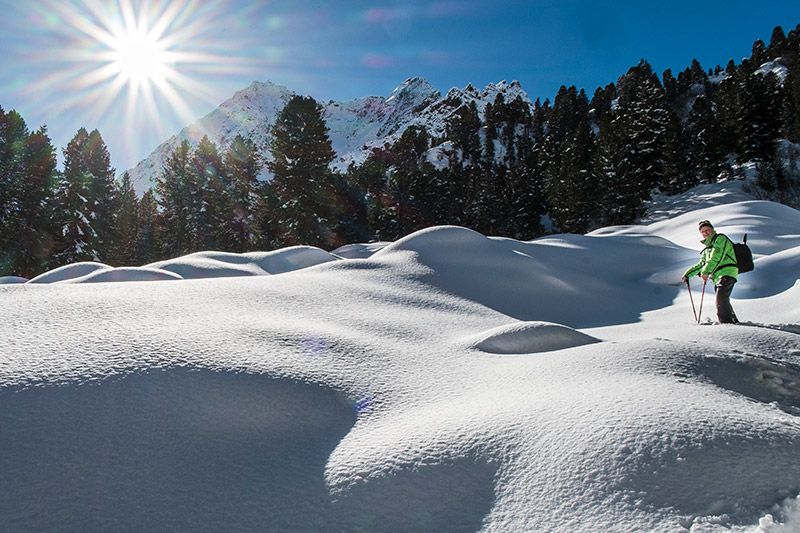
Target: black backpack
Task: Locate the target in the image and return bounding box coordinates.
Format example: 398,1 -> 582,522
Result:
713,233 -> 754,273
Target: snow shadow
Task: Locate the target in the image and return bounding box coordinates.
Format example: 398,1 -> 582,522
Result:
0,368 -> 499,531
0,369 -> 355,531
697,354 -> 800,415
330,456 -> 499,532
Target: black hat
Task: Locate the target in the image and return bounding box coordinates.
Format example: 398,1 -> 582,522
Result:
698,220 -> 714,230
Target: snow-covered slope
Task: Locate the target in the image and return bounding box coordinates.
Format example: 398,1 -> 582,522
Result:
2,182 -> 799,531
126,78 -> 532,195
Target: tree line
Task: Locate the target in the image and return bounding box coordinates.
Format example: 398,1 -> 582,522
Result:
3,24 -> 800,278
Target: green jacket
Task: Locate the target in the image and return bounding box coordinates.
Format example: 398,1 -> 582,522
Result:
684,232 -> 739,284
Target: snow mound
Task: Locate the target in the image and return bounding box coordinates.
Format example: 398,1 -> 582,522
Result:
27,262 -> 113,284
737,246 -> 800,298
3,187 -> 800,532
331,242 -> 390,259
145,247 -> 339,279
0,276 -> 27,284
465,321 -> 601,354
592,199 -> 800,256
69,267 -> 184,283
372,225 -> 686,327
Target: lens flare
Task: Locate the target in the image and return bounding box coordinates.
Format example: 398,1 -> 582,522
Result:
16,0 -> 260,172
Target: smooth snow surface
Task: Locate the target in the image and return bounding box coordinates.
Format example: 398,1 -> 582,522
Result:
0,276 -> 27,284
26,261 -> 113,283
464,321 -> 600,354
145,247 -> 339,279
2,181 -> 799,532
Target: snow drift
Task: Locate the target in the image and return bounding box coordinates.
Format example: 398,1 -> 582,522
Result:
2,181 -> 799,532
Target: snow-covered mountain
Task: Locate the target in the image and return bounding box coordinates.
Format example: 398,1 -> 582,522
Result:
126,78 -> 532,195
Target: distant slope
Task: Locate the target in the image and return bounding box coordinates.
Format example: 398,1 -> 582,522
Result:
126,78 -> 532,195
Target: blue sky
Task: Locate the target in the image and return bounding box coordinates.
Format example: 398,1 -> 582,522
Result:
1,0 -> 799,175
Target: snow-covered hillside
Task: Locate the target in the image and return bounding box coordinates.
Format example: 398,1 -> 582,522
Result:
126,77 -> 532,195
1,182 -> 799,532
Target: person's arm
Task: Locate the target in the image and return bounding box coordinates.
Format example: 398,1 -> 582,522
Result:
682,262 -> 702,282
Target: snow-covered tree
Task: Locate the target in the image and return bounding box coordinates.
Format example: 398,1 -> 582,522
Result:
51,128 -> 118,266
267,95 -> 336,248
0,108 -> 58,277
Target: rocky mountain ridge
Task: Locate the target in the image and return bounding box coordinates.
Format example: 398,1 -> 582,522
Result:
126,77 -> 533,195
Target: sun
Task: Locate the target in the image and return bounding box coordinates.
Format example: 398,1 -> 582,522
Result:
109,27 -> 169,86
21,0 -> 261,170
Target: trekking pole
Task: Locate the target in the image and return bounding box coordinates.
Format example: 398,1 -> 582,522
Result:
686,279 -> 697,323
696,278 -> 708,324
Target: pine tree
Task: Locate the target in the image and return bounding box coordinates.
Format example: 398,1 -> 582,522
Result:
549,116 -> 598,233
784,59 -> 800,142
268,95 -> 336,248
0,108 -> 58,277
713,69 -> 742,157
224,134 -> 261,252
445,101 -> 481,166
113,172 -> 139,265
346,151 -> 395,240
84,129 -> 117,259
685,95 -> 726,184
190,135 -> 231,251
156,140 -> 193,257
751,39 -> 768,69
602,60 -> 672,222
53,128 -> 102,264
737,72 -> 784,162
136,189 -> 161,264
767,26 -> 787,60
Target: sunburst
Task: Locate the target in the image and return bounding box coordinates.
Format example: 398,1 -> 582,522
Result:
21,0 -> 259,171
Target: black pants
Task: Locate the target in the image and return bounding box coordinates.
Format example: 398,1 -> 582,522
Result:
715,276 -> 738,324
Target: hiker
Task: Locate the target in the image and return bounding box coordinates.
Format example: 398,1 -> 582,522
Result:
681,220 -> 739,324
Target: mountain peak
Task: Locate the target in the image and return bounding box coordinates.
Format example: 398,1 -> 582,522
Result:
126,77 -> 536,195
386,77 -> 439,104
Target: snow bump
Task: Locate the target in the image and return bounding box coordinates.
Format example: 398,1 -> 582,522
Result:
465,321 -> 601,354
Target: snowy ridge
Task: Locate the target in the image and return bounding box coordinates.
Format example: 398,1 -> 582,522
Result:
126,77 -> 533,195
2,183 -> 800,531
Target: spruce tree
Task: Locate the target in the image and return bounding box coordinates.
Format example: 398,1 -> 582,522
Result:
224,134 -> 261,252
784,59 -> 800,142
113,172 -> 139,265
156,140 -> 193,257
84,129 -> 117,259
53,128 -> 102,264
190,136 -> 231,251
685,95 -> 726,184
445,101 -> 481,166
737,72 -> 784,162
602,60 -> 672,222
136,189 -> 161,264
267,95 -> 336,247
549,116 -> 598,233
0,108 -> 58,277
768,26 -> 787,59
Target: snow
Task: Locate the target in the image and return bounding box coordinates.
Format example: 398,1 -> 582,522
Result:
144,247 -> 339,280
0,275 -> 28,284
2,181 -> 800,531
126,77 -> 534,195
756,60 -> 789,83
26,261 -> 113,283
